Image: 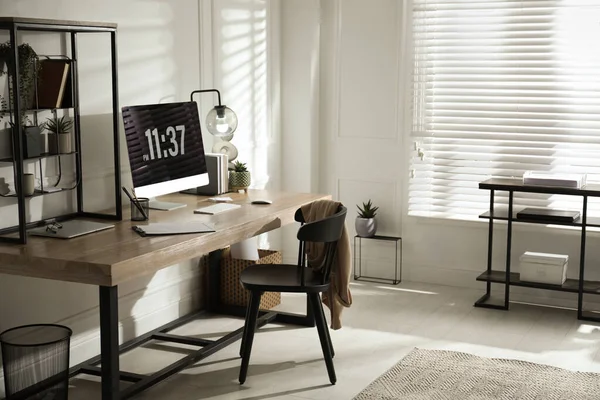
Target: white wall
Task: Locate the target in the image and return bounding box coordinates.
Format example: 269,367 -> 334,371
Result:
0,0 -> 280,393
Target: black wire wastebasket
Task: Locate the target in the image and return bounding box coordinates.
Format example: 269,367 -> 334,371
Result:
1,324 -> 72,400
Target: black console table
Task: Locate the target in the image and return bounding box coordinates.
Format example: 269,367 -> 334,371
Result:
476,178 -> 600,322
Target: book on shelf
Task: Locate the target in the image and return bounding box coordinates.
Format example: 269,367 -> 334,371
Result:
516,207 -> 580,223
60,67 -> 73,108
36,60 -> 71,109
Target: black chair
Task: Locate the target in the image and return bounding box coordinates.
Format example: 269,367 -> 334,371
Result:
238,205 -> 347,385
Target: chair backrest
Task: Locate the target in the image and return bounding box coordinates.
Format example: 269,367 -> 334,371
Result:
295,205 -> 347,285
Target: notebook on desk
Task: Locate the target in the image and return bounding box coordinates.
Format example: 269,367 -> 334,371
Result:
29,220 -> 114,239
132,222 -> 215,237
193,203 -> 241,215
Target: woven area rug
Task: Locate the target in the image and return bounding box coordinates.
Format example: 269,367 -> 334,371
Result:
353,348 -> 600,399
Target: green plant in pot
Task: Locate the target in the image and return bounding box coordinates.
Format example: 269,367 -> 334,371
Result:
0,42 -> 43,158
43,116 -> 73,154
356,199 -> 379,237
229,161 -> 251,192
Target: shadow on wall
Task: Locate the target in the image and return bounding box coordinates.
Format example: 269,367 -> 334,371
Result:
214,0 -> 283,251
217,0 -> 274,191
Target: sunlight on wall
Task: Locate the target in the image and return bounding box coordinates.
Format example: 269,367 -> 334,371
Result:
218,0 -> 269,189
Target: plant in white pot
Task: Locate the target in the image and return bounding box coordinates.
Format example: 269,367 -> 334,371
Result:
43,116 -> 73,154
356,199 -> 379,237
229,160 -> 251,192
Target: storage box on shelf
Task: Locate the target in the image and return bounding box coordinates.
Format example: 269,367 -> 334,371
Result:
476,178 -> 600,323
519,252 -> 568,286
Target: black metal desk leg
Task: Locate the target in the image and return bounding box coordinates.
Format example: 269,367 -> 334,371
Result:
578,196 -> 588,319
100,286 -> 120,400
208,250 -> 223,313
486,190 -> 495,295
504,191 -> 513,310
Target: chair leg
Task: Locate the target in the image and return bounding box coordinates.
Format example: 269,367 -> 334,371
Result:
239,291 -> 262,385
319,297 -> 335,358
308,293 -> 337,385
240,295 -> 252,358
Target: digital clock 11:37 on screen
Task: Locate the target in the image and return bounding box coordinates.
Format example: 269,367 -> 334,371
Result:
121,101 -> 207,189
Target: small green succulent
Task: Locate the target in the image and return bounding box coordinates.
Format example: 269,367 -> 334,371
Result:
357,200 -> 378,219
43,116 -> 73,134
233,161 -> 248,173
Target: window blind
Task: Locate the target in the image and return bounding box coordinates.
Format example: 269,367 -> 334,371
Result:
410,0 -> 600,219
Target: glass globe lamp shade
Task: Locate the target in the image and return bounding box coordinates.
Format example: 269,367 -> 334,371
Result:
206,105 -> 238,137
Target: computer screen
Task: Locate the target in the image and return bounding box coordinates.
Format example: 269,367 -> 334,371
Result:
122,101 -> 209,199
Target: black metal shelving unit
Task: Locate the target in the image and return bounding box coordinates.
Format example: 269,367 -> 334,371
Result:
476,178 -> 600,323
0,17 -> 122,244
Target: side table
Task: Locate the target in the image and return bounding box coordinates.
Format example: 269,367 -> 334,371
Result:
353,235 -> 402,285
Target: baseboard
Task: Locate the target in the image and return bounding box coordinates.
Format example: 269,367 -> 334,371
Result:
402,263 -> 479,289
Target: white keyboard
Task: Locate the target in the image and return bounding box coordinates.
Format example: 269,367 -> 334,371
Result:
193,203 -> 241,215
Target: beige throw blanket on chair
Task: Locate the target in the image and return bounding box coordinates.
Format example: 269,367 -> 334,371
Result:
301,200 -> 352,330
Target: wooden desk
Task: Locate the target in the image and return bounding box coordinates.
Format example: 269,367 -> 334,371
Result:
0,189 -> 329,400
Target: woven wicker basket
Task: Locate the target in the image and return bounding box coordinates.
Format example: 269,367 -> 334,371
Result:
220,248 -> 282,309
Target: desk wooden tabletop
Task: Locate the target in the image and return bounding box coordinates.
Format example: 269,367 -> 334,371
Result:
0,190 -> 330,286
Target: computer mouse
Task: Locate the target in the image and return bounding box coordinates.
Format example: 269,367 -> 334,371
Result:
251,199 -> 272,205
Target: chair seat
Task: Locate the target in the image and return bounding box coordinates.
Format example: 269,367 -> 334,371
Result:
240,264 -> 330,293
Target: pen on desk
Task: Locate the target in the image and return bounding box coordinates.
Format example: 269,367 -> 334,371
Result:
122,187 -> 148,220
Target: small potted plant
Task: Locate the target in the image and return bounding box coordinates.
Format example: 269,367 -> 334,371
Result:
229,160 -> 251,192
356,199 -> 379,237
43,116 -> 73,154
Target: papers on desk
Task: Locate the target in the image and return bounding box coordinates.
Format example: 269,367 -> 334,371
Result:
193,203 -> 241,215
132,222 -> 215,236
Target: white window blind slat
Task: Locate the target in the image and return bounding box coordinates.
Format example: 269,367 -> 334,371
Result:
410,0 -> 600,219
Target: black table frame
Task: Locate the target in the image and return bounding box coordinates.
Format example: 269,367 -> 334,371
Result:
353,235 -> 402,285
475,178 -> 600,322
5,250 -> 315,400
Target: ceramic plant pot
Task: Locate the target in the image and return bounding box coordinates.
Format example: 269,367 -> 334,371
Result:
355,217 -> 377,237
58,133 -> 71,153
229,171 -> 251,191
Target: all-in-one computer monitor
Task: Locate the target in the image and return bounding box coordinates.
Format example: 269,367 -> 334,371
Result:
122,101 -> 208,210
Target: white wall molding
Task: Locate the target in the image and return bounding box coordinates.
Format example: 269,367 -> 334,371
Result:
336,0 -> 402,143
